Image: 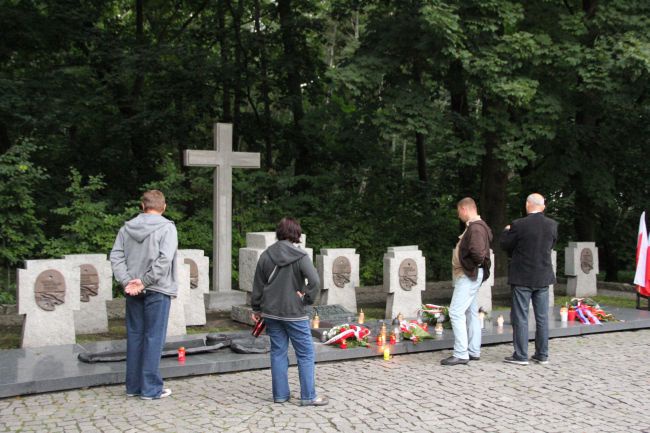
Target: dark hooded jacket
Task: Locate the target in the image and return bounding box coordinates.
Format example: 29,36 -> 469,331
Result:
251,240 -> 320,320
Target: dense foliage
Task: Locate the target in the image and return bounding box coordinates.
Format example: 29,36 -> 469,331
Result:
1,0 -> 649,296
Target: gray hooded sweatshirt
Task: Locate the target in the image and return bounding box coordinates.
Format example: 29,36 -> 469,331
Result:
251,240 -> 320,321
110,213 -> 178,297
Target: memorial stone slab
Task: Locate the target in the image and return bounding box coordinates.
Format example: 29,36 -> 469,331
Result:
65,254 -> 113,334
477,249 -> 495,312
384,246 -> 426,320
166,260 -> 189,337
177,250 -> 209,326
316,248 -> 359,313
549,250 -> 557,308
565,242 -> 599,297
18,259 -> 80,348
232,233 -> 314,325
237,232 -> 313,301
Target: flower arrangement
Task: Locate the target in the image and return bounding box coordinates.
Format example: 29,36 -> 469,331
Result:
400,320 -> 433,343
323,324 -> 371,348
569,298 -> 616,323
420,304 -> 451,328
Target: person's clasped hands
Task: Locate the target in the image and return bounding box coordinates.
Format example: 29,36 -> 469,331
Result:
125,278 -> 145,296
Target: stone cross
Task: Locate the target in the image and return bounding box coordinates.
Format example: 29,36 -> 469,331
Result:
184,123 -> 260,297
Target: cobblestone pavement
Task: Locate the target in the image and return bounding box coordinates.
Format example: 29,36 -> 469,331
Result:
2,330 -> 650,433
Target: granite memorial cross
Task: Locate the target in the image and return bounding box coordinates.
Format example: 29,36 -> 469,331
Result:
184,123 -> 260,309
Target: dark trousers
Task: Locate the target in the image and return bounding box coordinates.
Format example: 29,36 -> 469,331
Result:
511,285 -> 549,361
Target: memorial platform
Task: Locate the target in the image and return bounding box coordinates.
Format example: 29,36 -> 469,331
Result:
1,306 -> 649,399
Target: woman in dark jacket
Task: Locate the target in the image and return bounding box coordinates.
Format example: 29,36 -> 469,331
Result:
251,217 -> 327,406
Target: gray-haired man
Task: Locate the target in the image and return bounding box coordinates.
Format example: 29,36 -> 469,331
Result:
500,193 -> 558,365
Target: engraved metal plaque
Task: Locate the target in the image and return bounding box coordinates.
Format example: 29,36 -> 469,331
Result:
35,269 -> 66,311
184,258 -> 199,289
399,259 -> 418,291
332,256 -> 351,288
80,264 -> 99,302
580,248 -> 594,274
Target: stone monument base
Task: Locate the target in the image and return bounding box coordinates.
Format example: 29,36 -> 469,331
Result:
231,304 -> 356,326
205,291 -> 248,312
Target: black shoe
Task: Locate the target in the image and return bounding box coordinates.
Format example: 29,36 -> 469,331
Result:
440,356 -> 469,366
469,355 -> 480,361
530,355 -> 549,365
503,356 -> 528,365
300,397 -> 328,406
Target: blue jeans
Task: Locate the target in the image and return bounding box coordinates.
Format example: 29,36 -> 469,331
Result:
511,285 -> 549,361
264,318 -> 316,402
449,269 -> 483,359
125,290 -> 171,398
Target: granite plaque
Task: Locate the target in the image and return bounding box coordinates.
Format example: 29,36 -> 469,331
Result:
580,248 -> 593,274
80,264 -> 99,302
399,258 -> 418,291
332,256 -> 351,288
35,270 -> 66,311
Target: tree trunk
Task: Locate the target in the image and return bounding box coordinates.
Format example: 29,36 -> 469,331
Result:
277,0 -> 309,176
218,0 -> 232,122
572,0 -> 599,242
447,60 -> 475,197
479,102 -> 509,277
413,63 -> 427,183
227,0 -> 244,149
253,0 -> 273,170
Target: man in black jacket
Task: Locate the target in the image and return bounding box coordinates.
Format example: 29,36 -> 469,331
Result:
500,193 -> 558,365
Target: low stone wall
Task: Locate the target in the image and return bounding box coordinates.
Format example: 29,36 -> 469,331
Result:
0,280 -> 634,325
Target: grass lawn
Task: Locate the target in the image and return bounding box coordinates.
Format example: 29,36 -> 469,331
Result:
554,295 -> 637,309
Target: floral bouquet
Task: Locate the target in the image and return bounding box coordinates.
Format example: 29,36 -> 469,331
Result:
400,320 -> 433,343
323,324 -> 371,348
570,298 -> 616,323
420,304 -> 451,328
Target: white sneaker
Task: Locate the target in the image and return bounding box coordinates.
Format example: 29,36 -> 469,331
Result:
141,388 -> 172,400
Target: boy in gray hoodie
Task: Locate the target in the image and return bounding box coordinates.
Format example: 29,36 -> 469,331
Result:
110,190 -> 177,400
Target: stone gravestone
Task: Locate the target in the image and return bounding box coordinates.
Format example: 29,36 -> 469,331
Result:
184,122 -> 260,311
549,250 -> 557,309
18,259 -> 80,348
384,246 -> 426,320
65,254 -> 113,334
476,249 -> 495,312
238,232 -> 277,304
166,259 -> 189,337
233,232 -> 313,325
177,250 -> 209,326
316,249 -> 359,313
565,242 -> 599,297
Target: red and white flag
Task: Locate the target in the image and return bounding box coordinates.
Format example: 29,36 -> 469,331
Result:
634,212 -> 650,296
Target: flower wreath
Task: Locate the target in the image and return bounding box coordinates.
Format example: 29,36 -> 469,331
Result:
420,304 -> 451,328
323,324 -> 371,347
570,298 -> 616,324
400,320 -> 433,343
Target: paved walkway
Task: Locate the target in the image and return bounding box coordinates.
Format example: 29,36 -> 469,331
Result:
2,330 -> 650,433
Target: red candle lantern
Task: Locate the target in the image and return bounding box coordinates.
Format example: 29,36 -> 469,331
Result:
567,308 -> 576,322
